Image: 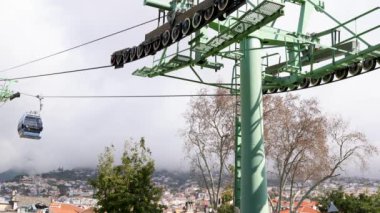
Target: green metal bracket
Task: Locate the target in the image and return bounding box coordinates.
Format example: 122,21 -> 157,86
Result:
306,0 -> 371,46
262,6 -> 380,90
133,0 -> 285,77
144,0 -> 171,10
194,0 -> 284,63
308,44 -> 380,77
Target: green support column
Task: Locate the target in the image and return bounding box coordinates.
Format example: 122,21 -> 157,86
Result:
288,1 -> 314,69
297,1 -> 314,33
239,37 -> 268,213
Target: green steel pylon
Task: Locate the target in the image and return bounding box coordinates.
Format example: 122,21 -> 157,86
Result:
240,37 -> 268,213
122,0 -> 380,212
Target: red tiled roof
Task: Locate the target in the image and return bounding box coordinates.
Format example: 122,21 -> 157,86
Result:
274,200 -> 320,213
49,202 -> 84,213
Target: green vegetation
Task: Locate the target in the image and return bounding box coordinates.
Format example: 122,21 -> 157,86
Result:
318,188 -> 380,213
41,168 -> 95,181
90,138 -> 165,213
217,188 -> 234,213
0,170 -> 23,182
57,184 -> 69,196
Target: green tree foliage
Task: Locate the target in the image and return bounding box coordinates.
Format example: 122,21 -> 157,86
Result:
90,138 -> 165,213
317,188 -> 380,213
217,188 -> 234,213
217,204 -> 234,213
57,184 -> 69,196
0,82 -> 14,102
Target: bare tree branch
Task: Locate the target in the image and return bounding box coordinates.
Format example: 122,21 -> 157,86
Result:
264,95 -> 377,213
182,88 -> 235,209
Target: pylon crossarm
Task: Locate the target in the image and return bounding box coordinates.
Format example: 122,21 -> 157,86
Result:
190,66 -> 204,82
261,3 -> 380,93
195,0 -> 284,63
264,41 -> 359,74
133,52 -> 223,77
315,7 -> 380,38
161,74 -> 234,89
338,25 -> 380,47
306,0 -> 371,46
133,0 -> 284,78
285,0 -> 324,7
144,0 -> 172,11
262,43 -> 380,92
307,44 -> 380,77
261,5 -> 379,79
255,26 -> 318,46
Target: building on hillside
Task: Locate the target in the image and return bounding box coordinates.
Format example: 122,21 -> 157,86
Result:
0,191 -> 18,212
0,199 -> 13,212
0,191 -> 53,213
17,205 -> 48,213
14,195 -> 51,210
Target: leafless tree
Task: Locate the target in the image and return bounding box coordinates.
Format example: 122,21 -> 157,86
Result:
264,94 -> 378,213
182,87 -> 235,209
183,90 -> 377,212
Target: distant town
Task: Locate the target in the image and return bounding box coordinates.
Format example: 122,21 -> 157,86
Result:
0,168 -> 379,212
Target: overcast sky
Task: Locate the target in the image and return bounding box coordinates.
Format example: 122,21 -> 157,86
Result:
0,0 -> 379,178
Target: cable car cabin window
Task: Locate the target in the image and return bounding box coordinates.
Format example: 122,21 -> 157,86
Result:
21,115 -> 43,132
25,116 -> 42,128
25,117 -> 38,126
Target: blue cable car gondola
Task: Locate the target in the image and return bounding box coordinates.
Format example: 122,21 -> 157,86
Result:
17,112 -> 43,140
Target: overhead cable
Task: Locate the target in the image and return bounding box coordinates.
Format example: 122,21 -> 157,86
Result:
0,65 -> 112,81
20,93 -> 235,99
8,66 -> 380,95
0,17 -> 159,73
